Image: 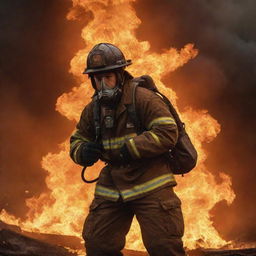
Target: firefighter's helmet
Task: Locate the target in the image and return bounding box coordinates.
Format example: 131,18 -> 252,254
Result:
83,43 -> 132,75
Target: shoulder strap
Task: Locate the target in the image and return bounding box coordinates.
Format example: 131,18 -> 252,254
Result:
155,92 -> 185,134
126,79 -> 185,135
92,95 -> 101,142
126,81 -> 143,134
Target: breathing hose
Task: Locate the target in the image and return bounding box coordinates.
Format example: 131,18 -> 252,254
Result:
81,166 -> 99,183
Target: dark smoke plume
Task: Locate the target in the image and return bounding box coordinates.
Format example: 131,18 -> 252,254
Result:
134,0 -> 256,243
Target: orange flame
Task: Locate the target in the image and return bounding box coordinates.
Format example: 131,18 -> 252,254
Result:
1,0 -> 235,251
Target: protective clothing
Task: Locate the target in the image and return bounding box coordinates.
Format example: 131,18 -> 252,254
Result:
126,75 -> 197,174
70,70 -> 186,255
70,71 -> 178,202
119,143 -> 132,164
83,43 -> 132,75
79,142 -> 103,167
84,43 -> 131,106
83,186 -> 185,256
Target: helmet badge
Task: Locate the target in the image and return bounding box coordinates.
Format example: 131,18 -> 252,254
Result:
91,54 -> 106,67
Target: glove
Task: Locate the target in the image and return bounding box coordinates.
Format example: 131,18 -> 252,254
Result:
79,142 -> 103,167
119,143 -> 132,164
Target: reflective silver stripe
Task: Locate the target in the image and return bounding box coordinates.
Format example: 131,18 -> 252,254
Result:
102,133 -> 137,150
121,173 -> 175,200
147,117 -> 176,130
95,185 -> 120,200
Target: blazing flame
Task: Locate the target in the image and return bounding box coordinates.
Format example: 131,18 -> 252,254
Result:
1,0 -> 235,251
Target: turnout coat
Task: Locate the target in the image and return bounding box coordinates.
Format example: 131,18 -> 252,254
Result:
70,73 -> 178,202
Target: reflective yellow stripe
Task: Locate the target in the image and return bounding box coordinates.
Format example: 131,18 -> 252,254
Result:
147,117 -> 176,130
102,133 -> 137,150
95,185 -> 120,200
73,143 -> 82,163
71,130 -> 90,142
70,139 -> 82,151
155,92 -> 164,99
70,131 -> 90,162
121,173 -> 175,200
148,131 -> 161,146
128,138 -> 141,158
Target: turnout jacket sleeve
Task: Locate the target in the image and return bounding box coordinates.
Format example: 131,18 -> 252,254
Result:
69,102 -> 95,165
125,87 -> 178,159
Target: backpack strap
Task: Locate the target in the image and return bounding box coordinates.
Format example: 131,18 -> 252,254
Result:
126,78 -> 185,135
155,92 -> 185,134
126,81 -> 143,134
92,95 -> 101,142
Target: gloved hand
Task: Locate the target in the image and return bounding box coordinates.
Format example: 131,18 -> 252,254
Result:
119,143 -> 132,164
79,142 -> 103,167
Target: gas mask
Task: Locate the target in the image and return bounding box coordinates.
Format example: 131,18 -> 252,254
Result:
96,76 -> 122,107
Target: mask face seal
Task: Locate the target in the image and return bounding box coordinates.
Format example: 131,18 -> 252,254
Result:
95,73 -> 122,107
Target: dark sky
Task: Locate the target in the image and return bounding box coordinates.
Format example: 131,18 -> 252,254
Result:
1,0 -> 256,244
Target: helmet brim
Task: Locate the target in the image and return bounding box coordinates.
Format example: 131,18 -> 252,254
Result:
83,60 -> 132,74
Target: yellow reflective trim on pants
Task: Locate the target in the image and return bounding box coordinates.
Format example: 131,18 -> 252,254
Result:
95,185 -> 120,200
148,131 -> 161,146
102,133 -> 137,150
121,173 -> 175,200
147,117 -> 176,130
128,138 -> 141,158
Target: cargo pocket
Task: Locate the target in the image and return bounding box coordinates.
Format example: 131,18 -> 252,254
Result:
159,198 -> 184,238
82,199 -> 103,240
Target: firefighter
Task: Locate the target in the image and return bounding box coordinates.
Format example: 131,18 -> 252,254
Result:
70,43 -> 186,256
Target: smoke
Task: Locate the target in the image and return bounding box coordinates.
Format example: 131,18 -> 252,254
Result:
1,0 -> 256,244
134,0 -> 256,242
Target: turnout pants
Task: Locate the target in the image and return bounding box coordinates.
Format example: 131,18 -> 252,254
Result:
82,186 -> 186,256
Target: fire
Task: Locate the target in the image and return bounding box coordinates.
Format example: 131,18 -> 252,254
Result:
0,0 -> 235,252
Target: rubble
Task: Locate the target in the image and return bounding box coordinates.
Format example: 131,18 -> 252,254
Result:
0,221 -> 146,256
188,247 -> 256,256
1,221 -> 256,256
0,220 -> 83,250
0,228 -> 77,256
